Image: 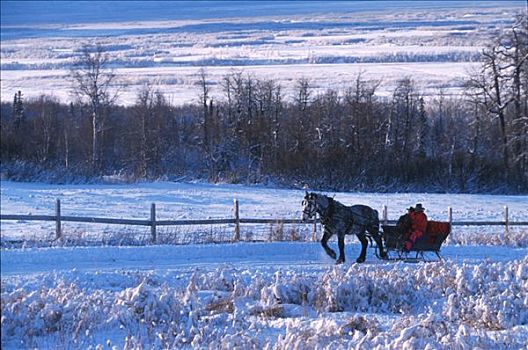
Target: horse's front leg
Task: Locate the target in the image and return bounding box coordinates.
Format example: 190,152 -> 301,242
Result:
321,227 -> 337,260
356,229 -> 368,263
336,234 -> 346,264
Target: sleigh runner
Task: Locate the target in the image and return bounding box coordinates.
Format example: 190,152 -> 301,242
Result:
379,221 -> 451,261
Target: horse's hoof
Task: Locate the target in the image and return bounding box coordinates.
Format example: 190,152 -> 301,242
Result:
335,258 -> 345,265
380,252 -> 388,260
356,257 -> 365,263
329,251 -> 337,259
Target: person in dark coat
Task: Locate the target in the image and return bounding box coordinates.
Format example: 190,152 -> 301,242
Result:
398,206 -> 414,236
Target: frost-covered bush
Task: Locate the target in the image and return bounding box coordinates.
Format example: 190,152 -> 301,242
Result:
0,161 -> 92,184
112,281 -> 182,328
2,257 -> 527,349
447,228 -> 528,248
442,258 -> 528,330
1,280 -> 109,347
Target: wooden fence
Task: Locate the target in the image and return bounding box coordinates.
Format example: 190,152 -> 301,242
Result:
1,199 -> 527,243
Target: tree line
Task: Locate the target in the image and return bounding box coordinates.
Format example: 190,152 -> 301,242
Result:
1,15 -> 526,193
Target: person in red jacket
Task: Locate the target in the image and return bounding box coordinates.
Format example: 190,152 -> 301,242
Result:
404,203 -> 428,252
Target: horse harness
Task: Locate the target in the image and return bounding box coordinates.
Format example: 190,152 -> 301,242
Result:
320,197 -> 359,234
320,197 -> 335,225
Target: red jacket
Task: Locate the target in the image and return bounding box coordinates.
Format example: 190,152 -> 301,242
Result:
410,211 -> 427,233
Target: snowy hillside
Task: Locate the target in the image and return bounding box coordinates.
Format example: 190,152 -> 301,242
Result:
1,1 -> 524,104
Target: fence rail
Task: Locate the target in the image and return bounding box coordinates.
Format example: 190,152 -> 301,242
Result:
451,221 -> 528,226
1,199 -> 526,243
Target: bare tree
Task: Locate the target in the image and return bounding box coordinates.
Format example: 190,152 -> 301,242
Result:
12,90 -> 24,128
465,15 -> 528,181
386,78 -> 419,163
133,84 -> 155,178
70,43 -> 118,174
295,78 -> 311,113
292,78 -> 312,155
485,47 -> 511,176
503,14 -> 528,178
416,97 -> 428,160
196,68 -> 211,155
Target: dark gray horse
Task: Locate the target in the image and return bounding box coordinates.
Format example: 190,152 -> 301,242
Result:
301,192 -> 387,264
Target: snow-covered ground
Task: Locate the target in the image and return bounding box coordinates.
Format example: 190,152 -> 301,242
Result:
1,1 -> 524,105
1,180 -> 527,242
1,181 -> 527,348
1,242 -> 527,349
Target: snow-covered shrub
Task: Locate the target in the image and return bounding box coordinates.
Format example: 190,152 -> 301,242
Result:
442,257 -> 528,330
0,160 -> 91,184
288,227 -> 302,241
3,255 -> 527,349
270,222 -> 285,241
1,280 -> 108,346
263,271 -> 311,306
340,314 -> 381,337
112,280 -> 182,328
448,228 -> 528,248
307,263 -> 451,314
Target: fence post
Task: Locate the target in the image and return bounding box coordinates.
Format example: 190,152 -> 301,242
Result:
150,203 -> 156,243
233,199 -> 240,242
55,199 -> 62,240
448,207 -> 452,224
382,205 -> 388,225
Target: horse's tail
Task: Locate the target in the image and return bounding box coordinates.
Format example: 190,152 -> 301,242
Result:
370,209 -> 386,258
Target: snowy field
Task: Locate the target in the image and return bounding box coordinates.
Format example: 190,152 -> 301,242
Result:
1,180 -> 527,348
1,243 -> 527,348
2,2 -> 528,348
1,1 -> 524,105
1,180 -> 527,243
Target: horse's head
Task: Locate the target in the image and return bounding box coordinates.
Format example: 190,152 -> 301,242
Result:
301,191 -> 318,222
